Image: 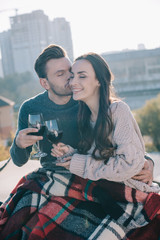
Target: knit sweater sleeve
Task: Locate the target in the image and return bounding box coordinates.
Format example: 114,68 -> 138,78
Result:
70,101 -> 145,182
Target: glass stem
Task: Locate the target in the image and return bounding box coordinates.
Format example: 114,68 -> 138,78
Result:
37,141 -> 40,152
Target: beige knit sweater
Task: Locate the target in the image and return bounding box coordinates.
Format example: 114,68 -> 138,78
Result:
69,101 -> 160,193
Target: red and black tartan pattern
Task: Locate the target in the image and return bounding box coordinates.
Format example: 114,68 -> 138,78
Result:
0,167 -> 160,240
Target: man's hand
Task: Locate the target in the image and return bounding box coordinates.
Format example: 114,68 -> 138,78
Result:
132,159 -> 154,185
16,128 -> 43,149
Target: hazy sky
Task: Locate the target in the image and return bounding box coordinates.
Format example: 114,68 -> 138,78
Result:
0,0 -> 160,58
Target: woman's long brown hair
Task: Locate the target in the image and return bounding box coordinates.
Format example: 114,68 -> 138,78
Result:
75,53 -> 119,163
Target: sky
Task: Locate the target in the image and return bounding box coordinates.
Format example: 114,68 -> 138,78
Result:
0,0 -> 160,58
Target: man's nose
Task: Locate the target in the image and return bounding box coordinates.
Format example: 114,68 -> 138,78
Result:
66,71 -> 72,81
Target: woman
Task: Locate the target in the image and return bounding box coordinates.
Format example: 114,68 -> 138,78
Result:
52,52 -> 160,193
51,53 -> 160,239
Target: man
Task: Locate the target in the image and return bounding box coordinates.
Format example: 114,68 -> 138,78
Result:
2,44 -> 156,240
10,44 -> 80,169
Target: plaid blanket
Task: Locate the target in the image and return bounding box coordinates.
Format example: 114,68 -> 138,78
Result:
0,167 -> 160,240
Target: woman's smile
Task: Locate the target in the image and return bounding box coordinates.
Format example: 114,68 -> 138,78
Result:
72,87 -> 83,95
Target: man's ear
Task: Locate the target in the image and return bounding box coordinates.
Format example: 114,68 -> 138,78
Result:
40,78 -> 49,90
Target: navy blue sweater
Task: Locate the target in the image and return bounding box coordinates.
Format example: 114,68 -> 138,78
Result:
10,91 -> 80,169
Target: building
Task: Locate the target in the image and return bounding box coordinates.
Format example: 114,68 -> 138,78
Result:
0,58 -> 3,77
0,30 -> 14,76
102,48 -> 160,109
50,18 -> 74,62
0,96 -> 15,140
0,10 -> 74,77
10,10 -> 50,76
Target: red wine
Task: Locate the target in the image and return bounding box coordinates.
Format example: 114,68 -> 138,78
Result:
47,130 -> 63,144
28,125 -> 46,136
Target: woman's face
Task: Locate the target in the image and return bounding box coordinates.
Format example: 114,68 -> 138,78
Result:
70,59 -> 100,103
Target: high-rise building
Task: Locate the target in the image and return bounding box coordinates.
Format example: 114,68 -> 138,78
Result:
10,10 -> 50,76
0,10 -> 74,77
0,30 -> 14,76
50,18 -> 74,62
0,59 -> 4,78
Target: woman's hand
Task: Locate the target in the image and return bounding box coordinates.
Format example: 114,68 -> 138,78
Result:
56,156 -> 72,170
51,143 -> 70,158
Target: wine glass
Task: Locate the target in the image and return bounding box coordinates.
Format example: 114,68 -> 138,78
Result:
28,113 -> 47,158
45,119 -> 64,163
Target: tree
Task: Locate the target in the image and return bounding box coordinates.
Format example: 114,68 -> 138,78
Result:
0,144 -> 10,162
0,72 -> 42,108
135,94 -> 160,151
0,131 -> 15,162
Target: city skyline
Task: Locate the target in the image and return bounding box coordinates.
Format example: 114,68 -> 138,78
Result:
0,0 -> 160,58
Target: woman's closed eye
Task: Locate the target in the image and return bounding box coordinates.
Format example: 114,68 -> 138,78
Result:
79,74 -> 86,78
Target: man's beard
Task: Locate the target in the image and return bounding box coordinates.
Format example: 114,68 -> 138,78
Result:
48,81 -> 72,97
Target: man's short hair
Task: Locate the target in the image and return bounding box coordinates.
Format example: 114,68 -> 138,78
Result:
34,44 -> 67,78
